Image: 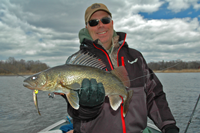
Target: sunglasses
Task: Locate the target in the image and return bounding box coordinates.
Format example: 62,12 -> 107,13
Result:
88,17 -> 112,27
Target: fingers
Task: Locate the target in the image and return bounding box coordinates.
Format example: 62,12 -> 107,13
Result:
90,78 -> 98,102
89,78 -> 105,105
97,82 -> 105,102
82,78 -> 90,89
80,78 -> 105,107
80,78 -> 90,104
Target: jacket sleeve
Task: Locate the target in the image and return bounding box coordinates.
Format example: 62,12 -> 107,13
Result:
141,56 -> 179,132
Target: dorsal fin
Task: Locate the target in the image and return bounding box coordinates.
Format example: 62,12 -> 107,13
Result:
111,66 -> 130,88
66,50 -> 107,70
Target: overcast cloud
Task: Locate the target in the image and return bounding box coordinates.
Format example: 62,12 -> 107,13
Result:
0,0 -> 200,67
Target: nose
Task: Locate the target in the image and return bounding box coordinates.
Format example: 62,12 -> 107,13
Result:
98,20 -> 104,27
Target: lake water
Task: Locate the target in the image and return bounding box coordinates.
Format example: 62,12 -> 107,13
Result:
0,73 -> 200,133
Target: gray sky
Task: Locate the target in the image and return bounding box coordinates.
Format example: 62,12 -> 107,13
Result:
0,0 -> 200,67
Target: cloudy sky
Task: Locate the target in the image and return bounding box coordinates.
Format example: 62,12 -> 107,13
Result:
0,0 -> 200,67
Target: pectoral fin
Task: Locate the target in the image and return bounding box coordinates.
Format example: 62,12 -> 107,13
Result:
60,80 -> 80,90
68,82 -> 80,90
108,95 -> 122,111
66,90 -> 80,110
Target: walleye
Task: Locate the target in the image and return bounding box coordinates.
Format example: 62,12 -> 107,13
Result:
23,51 -> 133,116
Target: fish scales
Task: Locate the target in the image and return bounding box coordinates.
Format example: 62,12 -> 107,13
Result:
58,65 -> 127,97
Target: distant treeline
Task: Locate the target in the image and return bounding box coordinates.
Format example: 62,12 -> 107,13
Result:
0,57 -> 50,74
1,57 -> 200,74
148,60 -> 200,70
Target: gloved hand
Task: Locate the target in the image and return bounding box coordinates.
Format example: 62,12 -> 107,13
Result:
165,126 -> 179,133
79,78 -> 105,107
166,128 -> 179,133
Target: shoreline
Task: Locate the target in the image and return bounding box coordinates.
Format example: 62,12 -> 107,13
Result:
153,69 -> 200,73
0,73 -> 35,76
0,69 -> 200,76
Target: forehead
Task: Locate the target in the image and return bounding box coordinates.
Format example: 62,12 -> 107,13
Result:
90,10 -> 110,20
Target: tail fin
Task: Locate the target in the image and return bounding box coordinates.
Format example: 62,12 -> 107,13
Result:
123,89 -> 134,117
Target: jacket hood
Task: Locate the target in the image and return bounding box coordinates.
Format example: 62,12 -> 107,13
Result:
78,28 -> 118,43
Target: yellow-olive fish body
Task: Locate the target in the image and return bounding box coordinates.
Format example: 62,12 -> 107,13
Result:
23,51 -> 133,116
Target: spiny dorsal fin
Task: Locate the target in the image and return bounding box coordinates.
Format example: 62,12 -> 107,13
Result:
66,50 -> 106,70
111,66 -> 130,88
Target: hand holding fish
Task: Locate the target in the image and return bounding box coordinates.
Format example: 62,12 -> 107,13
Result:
79,78 -> 105,107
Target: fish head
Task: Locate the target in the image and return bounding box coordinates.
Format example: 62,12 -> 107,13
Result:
23,72 -> 48,91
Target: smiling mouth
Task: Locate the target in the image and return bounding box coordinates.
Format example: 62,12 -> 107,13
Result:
98,31 -> 107,35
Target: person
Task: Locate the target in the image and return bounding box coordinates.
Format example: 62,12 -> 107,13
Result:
61,3 -> 179,133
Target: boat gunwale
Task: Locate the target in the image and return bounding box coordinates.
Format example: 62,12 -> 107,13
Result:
38,119 -> 161,133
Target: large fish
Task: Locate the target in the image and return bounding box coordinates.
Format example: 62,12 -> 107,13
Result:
23,51 -> 133,116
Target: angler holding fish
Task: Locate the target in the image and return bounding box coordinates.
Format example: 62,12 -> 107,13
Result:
24,3 -> 179,133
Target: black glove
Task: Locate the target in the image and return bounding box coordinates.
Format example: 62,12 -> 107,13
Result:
165,125 -> 179,133
79,78 -> 105,107
166,128 -> 179,133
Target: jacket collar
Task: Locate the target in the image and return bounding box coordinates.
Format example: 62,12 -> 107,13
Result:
78,28 -> 118,44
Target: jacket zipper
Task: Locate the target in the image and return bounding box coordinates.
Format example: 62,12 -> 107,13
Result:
93,35 -> 127,133
117,33 -> 127,133
117,34 -> 127,67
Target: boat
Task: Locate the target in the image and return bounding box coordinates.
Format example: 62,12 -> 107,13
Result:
38,117 -> 161,133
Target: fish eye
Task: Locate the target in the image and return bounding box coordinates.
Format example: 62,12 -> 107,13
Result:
32,76 -> 37,80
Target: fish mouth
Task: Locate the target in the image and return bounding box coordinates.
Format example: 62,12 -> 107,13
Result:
23,83 -> 37,90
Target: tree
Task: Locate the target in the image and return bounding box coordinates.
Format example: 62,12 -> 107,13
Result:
0,57 -> 49,74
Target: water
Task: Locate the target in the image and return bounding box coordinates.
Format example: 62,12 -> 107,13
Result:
0,73 -> 200,133
0,76 -> 68,133
154,73 -> 200,133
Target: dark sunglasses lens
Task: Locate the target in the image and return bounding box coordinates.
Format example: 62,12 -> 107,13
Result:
89,20 -> 99,26
88,17 -> 111,27
101,18 -> 111,24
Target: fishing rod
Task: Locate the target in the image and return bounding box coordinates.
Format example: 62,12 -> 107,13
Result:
128,62 -> 180,82
184,94 -> 200,133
